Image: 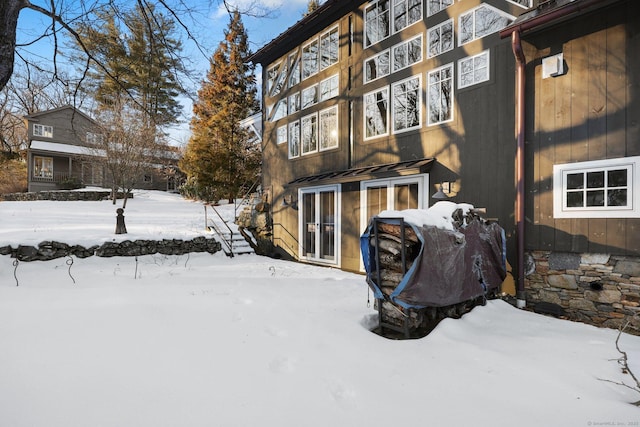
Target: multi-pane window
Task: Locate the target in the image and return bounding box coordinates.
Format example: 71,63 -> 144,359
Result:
320,27 -> 339,70
319,74 -> 339,101
301,113 -> 318,155
33,124 -> 53,138
364,0 -> 390,48
302,39 -> 319,79
392,75 -> 421,133
427,19 -> 453,58
427,0 -> 453,17
288,121 -> 300,158
427,63 -> 454,125
266,64 -> 280,95
392,34 -> 422,72
277,125 -> 287,145
288,52 -> 301,87
553,157 -> 640,218
270,99 -> 287,122
459,50 -> 490,88
507,0 -> 532,8
393,0 -> 422,33
288,92 -> 301,114
33,155 -> 53,178
364,49 -> 390,83
364,87 -> 389,139
459,4 -> 514,46
302,85 -> 318,109
319,106 -> 339,150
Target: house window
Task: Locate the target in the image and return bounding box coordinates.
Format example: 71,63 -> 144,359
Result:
86,132 -> 104,145
364,0 -> 390,48
393,0 -> 422,33
267,63 -> 279,94
288,51 -> 301,87
302,85 -> 318,109
392,34 -> 422,72
277,125 -> 287,145
364,87 -> 389,139
299,185 -> 340,265
319,74 -> 339,101
267,62 -> 287,97
364,49 -> 390,83
361,175 -> 426,232
427,19 -> 453,58
33,124 -> 53,138
459,4 -> 514,46
320,27 -> 339,70
302,39 -> 319,80
459,50 -> 490,88
553,157 -> 640,218
392,75 -> 421,133
427,63 -> 454,125
288,92 -> 301,114
288,121 -> 300,158
507,0 -> 532,8
33,156 -> 53,179
269,99 -> 287,122
143,174 -> 153,183
301,113 -> 318,155
427,0 -> 453,17
319,106 -> 338,151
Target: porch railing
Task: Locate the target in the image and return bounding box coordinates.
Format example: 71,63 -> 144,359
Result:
31,171 -> 71,183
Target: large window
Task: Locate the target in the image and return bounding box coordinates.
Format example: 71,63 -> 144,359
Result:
553,157 -> 640,218
288,92 -> 301,115
427,0 -> 453,17
319,74 -> 339,101
288,52 -> 301,87
300,185 -> 340,265
320,27 -> 339,70
459,4 -> 514,46
392,75 -> 421,133
301,113 -> 318,155
302,39 -> 319,79
269,99 -> 287,122
427,19 -> 453,58
288,121 -> 300,158
393,0 -> 422,33
364,49 -> 390,83
392,34 -> 422,72
33,156 -> 53,179
365,0 -> 390,48
364,87 -> 389,139
319,106 -> 338,150
427,63 -> 454,125
302,85 -> 318,109
277,125 -> 287,145
33,124 -> 53,138
459,50 -> 490,88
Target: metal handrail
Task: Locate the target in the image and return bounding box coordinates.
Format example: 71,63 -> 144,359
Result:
234,179 -> 261,217
204,204 -> 235,257
272,222 -> 301,258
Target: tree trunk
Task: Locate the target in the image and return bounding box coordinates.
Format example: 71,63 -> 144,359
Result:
0,0 -> 26,91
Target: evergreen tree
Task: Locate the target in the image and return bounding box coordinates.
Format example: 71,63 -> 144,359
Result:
180,11 -> 259,203
304,0 -> 321,16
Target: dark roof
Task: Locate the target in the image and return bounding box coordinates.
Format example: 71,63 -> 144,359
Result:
248,0 -> 366,65
286,158 -> 436,188
23,105 -> 95,123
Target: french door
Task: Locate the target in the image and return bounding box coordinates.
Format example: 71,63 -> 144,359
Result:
299,185 -> 340,265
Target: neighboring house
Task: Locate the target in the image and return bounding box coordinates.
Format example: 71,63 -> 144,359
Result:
250,0 -> 640,330
25,105 -> 182,193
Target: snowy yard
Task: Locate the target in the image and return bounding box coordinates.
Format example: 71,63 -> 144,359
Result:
0,191 -> 639,426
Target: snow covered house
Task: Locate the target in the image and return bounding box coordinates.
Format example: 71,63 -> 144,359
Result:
249,0 -> 640,330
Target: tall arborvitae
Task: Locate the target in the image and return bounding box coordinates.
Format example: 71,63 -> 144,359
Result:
304,0 -> 321,16
180,11 -> 259,203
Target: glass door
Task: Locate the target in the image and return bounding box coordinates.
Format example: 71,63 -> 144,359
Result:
300,186 -> 339,265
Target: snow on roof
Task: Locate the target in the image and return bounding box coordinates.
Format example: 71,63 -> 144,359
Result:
378,201 -> 475,231
30,140 -> 105,157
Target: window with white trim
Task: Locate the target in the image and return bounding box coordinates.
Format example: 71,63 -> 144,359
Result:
427,0 -> 453,17
427,63 -> 454,125
364,0 -> 390,48
301,113 -> 318,155
459,4 -> 514,46
393,0 -> 422,33
361,175 -> 427,231
288,92 -> 301,115
364,49 -> 390,83
364,87 -> 389,139
288,52 -> 301,87
427,19 -> 453,58
320,27 -> 339,70
392,75 -> 421,133
288,121 -> 300,158
458,50 -> 490,88
319,74 -> 339,101
319,106 -> 338,151
266,63 -> 280,95
302,85 -> 318,109
269,99 -> 287,122
33,155 -> 53,179
392,34 -> 422,72
302,39 -> 319,80
33,124 -> 53,138
553,157 -> 640,218
277,125 -> 287,145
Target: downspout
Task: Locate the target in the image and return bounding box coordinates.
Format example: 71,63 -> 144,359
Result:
512,30 -> 527,309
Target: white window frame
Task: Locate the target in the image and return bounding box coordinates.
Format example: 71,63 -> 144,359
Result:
288,51 -> 301,88
269,99 -> 288,122
392,74 -> 422,134
33,124 -> 53,138
364,49 -> 390,84
302,85 -> 318,110
266,62 -> 280,95
392,0 -> 423,34
288,92 -> 301,115
458,4 -> 514,46
553,157 -> 640,218
319,105 -> 339,151
301,112 -> 318,155
364,86 -> 390,140
33,155 -> 53,179
277,125 -> 287,145
427,0 -> 453,17
302,38 -> 319,80
427,18 -> 454,58
458,49 -> 490,89
364,0 -> 391,48
392,33 -> 423,73
427,63 -> 454,126
299,184 -> 341,267
288,120 -> 300,159
319,26 -> 339,70
319,74 -> 339,101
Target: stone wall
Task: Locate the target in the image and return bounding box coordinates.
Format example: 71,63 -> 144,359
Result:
0,237 -> 222,262
526,251 -> 640,334
1,190 -> 131,201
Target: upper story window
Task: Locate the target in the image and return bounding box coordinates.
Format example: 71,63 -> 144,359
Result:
392,34 -> 422,72
392,75 -> 421,133
302,39 -> 319,80
364,49 -> 390,83
288,52 -> 301,87
266,62 -> 287,97
268,99 -> 287,122
320,27 -> 339,70
459,4 -> 514,46
392,0 -> 422,34
301,112 -> 318,155
553,157 -> 640,218
364,86 -> 389,140
33,124 -> 53,138
302,85 -> 318,109
288,120 -> 300,158
459,50 -> 490,88
319,106 -> 339,151
86,132 -> 104,145
364,0 -> 390,48
427,0 -> 453,17
288,92 -> 301,115
319,74 -> 339,101
507,0 -> 532,8
277,125 -> 287,145
427,63 -> 454,126
427,19 -> 453,58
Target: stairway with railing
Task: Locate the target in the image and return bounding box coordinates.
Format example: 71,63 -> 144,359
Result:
204,203 -> 254,257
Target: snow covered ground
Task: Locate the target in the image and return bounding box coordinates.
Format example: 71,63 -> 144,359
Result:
1,191 -> 639,426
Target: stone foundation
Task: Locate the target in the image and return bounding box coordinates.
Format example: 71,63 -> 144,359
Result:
526,251 -> 640,334
1,190 -> 131,201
